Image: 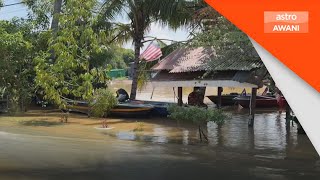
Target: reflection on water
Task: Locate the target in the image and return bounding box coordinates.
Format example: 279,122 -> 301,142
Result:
1,111 -> 319,179
110,110 -> 315,160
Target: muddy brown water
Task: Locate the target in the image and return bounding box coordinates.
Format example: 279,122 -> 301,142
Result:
0,81 -> 319,180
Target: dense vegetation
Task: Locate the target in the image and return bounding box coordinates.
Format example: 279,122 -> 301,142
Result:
0,20 -> 36,112
0,0 -> 134,112
0,0 -> 264,115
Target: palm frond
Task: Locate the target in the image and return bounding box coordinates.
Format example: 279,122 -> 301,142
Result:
100,0 -> 127,20
149,0 -> 195,30
109,23 -> 133,44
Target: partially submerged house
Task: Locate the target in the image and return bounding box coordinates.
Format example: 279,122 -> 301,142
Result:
152,47 -> 264,88
150,46 -> 266,126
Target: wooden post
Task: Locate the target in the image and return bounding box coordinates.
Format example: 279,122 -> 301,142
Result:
286,104 -> 291,128
217,87 -> 223,109
178,87 -> 183,106
248,88 -> 257,127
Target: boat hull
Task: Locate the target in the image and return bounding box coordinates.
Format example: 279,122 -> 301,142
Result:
233,96 -> 284,108
130,100 -> 174,117
66,101 -> 154,118
206,95 -> 238,106
109,104 -> 153,118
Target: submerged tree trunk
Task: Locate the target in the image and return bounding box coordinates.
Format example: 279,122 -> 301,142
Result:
130,39 -> 142,100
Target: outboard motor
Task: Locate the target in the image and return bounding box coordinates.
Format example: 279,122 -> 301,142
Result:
116,88 -> 129,102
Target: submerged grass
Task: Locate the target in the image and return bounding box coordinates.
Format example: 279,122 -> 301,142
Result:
19,119 -> 63,127
133,122 -> 144,132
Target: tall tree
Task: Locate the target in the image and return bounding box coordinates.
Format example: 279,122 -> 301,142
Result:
34,0 -> 110,111
23,0 -> 53,29
100,0 -> 195,99
0,20 -> 34,112
51,0 -> 63,34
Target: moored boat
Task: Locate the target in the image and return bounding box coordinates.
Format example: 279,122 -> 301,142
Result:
65,100 -> 154,118
206,93 -> 239,106
233,95 -> 285,108
130,100 -> 175,117
110,103 -> 154,117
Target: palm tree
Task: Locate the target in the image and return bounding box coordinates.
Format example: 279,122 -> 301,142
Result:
100,0 -> 196,99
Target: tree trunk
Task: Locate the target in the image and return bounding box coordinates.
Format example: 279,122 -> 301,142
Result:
50,0 -> 63,61
51,0 -> 63,34
130,39 -> 142,100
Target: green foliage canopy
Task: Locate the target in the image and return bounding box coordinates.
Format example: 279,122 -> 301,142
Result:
91,46 -> 134,69
190,16 -> 260,69
0,21 -> 34,111
34,0 -> 110,108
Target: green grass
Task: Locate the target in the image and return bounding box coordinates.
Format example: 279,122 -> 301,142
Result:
19,120 -> 63,127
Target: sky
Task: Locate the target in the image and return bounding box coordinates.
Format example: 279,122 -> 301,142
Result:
0,0 -> 190,50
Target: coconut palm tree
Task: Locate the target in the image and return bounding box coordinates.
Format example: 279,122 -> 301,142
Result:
100,0 -> 196,100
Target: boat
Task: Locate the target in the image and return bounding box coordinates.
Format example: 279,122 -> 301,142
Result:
206,93 -> 239,106
233,95 -> 286,108
65,100 -> 154,118
110,103 -> 154,117
130,100 -> 175,117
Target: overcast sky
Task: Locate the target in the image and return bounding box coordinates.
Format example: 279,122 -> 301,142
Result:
0,0 -> 190,50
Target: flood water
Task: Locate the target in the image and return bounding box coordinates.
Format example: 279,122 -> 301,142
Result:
0,81 -> 319,179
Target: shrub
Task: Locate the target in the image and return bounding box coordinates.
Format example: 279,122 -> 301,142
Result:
168,105 -> 227,125
168,105 -> 228,142
89,89 -> 118,118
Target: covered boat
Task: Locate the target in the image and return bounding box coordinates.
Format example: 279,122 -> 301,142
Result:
233,96 -> 285,108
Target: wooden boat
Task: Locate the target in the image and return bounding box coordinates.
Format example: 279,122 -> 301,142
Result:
65,100 -> 154,118
233,95 -> 285,108
110,103 -> 154,117
206,93 -> 239,106
130,100 -> 175,117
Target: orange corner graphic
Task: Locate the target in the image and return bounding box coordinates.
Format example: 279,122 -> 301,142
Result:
205,0 -> 320,92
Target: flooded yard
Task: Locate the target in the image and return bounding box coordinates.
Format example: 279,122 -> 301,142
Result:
0,81 -> 319,179
0,108 -> 319,180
